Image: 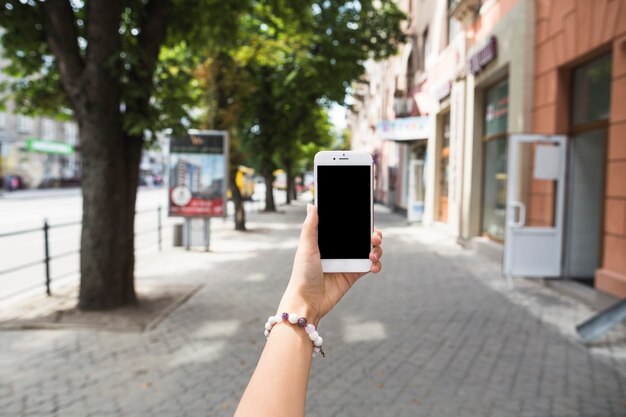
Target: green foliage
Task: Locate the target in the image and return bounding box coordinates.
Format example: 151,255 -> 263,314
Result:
234,0 -> 405,181
0,0 -> 249,139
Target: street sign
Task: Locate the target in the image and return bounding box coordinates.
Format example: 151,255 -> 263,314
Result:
168,130 -> 229,218
26,139 -> 74,155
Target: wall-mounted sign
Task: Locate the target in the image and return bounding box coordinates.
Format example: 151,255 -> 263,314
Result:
26,139 -> 74,155
168,130 -> 228,218
376,116 -> 430,141
468,36 -> 497,76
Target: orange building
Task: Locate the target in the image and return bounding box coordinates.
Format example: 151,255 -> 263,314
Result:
532,0 -> 626,297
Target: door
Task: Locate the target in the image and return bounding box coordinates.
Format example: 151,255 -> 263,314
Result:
407,160 -> 425,223
563,129 -> 606,280
504,134 -> 567,278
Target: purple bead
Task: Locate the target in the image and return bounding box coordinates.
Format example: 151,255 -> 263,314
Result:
297,317 -> 307,328
281,312 -> 289,321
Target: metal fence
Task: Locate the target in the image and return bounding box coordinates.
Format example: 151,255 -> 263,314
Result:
0,206 -> 163,296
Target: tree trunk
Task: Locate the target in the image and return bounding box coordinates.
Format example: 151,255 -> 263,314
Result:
288,175 -> 297,202
264,174 -> 276,212
230,171 -> 246,231
78,116 -> 142,310
285,170 -> 292,205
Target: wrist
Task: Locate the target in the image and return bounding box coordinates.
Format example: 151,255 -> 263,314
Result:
277,290 -> 321,327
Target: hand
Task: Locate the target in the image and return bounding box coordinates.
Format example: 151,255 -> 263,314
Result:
277,204 -> 383,325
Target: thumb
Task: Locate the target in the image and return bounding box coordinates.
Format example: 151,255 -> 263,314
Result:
299,204 -> 319,253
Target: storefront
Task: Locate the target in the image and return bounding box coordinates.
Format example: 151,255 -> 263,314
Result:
422,32 -> 466,234
460,0 -> 534,247
376,116 -> 431,220
531,0 -> 626,297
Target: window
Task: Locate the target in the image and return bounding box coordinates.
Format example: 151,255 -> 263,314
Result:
43,119 -> 55,141
16,115 -> 33,133
65,122 -> 78,145
481,78 -> 509,241
571,53 -> 611,127
447,0 -> 461,45
439,113 -> 451,222
422,27 -> 430,70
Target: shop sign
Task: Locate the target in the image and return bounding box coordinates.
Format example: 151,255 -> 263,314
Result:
168,130 -> 228,218
26,139 -> 74,155
376,116 -> 430,141
468,36 -> 497,76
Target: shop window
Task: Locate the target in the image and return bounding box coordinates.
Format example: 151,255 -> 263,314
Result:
439,113 -> 450,222
484,79 -> 508,137
482,137 -> 508,240
571,53 -> 611,127
481,78 -> 509,241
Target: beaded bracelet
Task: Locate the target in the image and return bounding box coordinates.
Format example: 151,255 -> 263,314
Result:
264,312 -> 326,358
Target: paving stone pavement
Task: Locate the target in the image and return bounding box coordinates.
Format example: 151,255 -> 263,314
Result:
1,202 -> 625,417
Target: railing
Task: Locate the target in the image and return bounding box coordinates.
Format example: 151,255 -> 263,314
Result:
0,206 -> 163,297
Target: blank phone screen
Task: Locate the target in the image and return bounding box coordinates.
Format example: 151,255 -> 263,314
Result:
317,165 -> 371,259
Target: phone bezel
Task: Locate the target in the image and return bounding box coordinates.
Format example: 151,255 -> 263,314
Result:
314,151 -> 373,273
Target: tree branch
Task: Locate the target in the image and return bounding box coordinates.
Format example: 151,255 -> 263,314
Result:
42,0 -> 84,117
125,0 -> 170,121
138,0 -> 170,72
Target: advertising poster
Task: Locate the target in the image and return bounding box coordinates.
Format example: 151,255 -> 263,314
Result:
168,130 -> 228,217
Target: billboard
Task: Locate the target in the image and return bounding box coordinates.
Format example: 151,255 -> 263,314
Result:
168,130 -> 228,217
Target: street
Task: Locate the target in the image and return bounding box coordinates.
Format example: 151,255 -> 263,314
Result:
0,186 -> 285,303
0,200 -> 624,416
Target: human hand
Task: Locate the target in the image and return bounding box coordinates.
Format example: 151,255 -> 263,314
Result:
277,204 -> 383,325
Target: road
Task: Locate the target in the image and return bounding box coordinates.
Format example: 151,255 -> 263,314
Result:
0,185 -> 287,303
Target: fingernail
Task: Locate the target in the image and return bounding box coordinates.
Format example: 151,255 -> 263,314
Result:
307,204 -> 313,216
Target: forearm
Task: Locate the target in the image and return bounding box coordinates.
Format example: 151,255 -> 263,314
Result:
234,322 -> 314,417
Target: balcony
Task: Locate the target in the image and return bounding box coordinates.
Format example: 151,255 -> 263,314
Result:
394,97 -> 415,118
449,0 -> 480,27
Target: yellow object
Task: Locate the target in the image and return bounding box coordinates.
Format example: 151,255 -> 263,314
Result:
228,165 -> 256,199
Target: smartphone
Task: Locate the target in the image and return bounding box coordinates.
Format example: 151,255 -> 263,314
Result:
314,151 -> 373,273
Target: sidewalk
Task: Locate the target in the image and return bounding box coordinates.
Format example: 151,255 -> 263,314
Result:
0,202 -> 625,417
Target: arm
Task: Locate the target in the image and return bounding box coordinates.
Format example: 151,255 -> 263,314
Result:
235,204 -> 383,417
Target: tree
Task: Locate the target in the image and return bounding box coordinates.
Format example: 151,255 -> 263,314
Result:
237,0 -> 405,211
195,52 -> 253,230
0,0 -> 247,310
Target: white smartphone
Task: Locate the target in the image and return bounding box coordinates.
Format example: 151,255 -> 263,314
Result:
314,151 -> 373,273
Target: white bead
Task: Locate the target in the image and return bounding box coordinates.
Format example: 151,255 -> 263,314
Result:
265,322 -> 272,331
313,347 -> 321,353
268,316 -> 277,324
275,314 -> 283,323
314,336 -> 323,347
305,323 -> 315,334
288,313 -> 298,324
264,329 -> 269,337
309,331 -> 319,341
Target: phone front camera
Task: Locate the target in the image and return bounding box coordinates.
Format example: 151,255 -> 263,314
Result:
333,158 -> 335,160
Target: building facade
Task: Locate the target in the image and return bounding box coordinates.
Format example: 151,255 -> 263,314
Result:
531,0 -> 626,296
348,0 -> 626,298
0,104 -> 80,190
